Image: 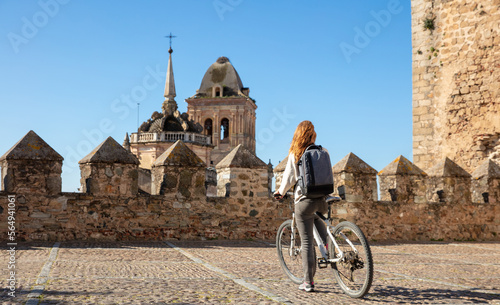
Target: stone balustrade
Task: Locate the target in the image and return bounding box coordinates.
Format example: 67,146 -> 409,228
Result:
130,131 -> 211,145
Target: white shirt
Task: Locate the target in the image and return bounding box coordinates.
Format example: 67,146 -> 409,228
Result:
277,153 -> 306,204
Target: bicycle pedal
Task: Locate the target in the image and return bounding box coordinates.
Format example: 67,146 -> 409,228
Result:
318,258 -> 328,269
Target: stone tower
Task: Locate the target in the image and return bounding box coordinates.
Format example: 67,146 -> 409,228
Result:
186,56 -> 257,165
412,0 -> 500,172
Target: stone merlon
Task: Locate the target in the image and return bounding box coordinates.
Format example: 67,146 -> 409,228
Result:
273,156 -> 289,173
153,140 -> 206,167
471,159 -> 500,179
79,136 -> 139,165
216,144 -> 266,169
0,130 -> 63,161
426,157 -> 471,178
378,155 -> 427,176
332,152 -> 377,174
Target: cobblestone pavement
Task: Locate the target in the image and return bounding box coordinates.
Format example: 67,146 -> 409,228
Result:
1,240 -> 499,304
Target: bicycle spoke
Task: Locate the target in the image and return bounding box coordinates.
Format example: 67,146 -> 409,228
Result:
337,269 -> 351,282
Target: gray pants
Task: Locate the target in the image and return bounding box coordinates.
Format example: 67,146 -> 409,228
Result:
295,197 -> 328,284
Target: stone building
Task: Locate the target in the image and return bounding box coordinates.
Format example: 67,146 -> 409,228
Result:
412,0 -> 500,172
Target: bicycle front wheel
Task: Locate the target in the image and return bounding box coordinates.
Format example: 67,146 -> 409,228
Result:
276,220 -> 303,284
329,221 -> 373,298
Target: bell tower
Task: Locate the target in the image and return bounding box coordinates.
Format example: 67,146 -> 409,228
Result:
186,56 -> 257,164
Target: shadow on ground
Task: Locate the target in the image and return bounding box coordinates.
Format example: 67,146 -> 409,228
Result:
366,286 -> 500,303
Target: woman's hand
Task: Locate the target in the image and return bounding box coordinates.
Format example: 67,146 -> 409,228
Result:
273,191 -> 283,200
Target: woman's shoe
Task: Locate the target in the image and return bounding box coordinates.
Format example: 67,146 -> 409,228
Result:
298,282 -> 315,292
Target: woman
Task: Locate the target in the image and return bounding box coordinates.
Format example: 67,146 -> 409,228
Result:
274,120 -> 328,292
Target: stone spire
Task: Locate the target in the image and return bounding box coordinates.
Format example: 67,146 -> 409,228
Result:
162,47 -> 178,116
123,132 -> 131,152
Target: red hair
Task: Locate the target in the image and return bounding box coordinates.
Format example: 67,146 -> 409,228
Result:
289,121 -> 316,163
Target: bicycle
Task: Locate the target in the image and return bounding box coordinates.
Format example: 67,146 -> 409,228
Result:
276,192 -> 374,298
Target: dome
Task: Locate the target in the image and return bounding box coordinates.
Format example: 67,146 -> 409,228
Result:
198,57 -> 247,97
138,112 -> 199,133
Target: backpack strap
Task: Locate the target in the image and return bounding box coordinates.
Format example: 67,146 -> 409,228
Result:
306,144 -> 321,151
297,145 -> 321,165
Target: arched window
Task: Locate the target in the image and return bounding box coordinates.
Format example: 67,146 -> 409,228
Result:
204,118 -> 213,139
220,118 -> 229,143
213,85 -> 223,97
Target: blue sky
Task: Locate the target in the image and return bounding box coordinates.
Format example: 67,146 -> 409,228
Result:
0,0 -> 412,191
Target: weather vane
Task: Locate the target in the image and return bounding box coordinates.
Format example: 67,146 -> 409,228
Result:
165,32 -> 177,50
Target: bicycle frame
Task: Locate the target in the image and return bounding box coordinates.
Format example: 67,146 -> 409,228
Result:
289,200 -> 359,265
314,214 -> 347,264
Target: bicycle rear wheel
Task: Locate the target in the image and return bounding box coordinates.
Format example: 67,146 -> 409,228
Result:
276,220 -> 303,284
329,221 -> 373,298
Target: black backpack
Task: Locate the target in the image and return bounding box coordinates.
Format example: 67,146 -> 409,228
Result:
297,145 -> 334,198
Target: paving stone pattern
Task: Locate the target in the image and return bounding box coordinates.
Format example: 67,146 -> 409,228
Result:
1,240 -> 499,304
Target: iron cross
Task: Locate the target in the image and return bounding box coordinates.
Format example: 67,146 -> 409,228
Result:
165,32 -> 177,49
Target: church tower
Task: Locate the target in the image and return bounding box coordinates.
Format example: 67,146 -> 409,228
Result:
129,46 -> 212,169
186,56 -> 257,164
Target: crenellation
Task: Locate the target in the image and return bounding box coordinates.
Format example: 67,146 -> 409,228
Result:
332,153 -> 378,203
0,130 -> 498,241
425,157 -> 472,203
273,156 -> 288,191
215,144 -> 270,199
0,130 -> 63,196
378,155 -> 427,203
151,140 -> 206,199
78,137 -> 139,197
471,159 -> 500,204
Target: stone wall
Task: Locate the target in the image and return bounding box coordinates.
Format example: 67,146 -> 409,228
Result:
0,192 -> 287,241
79,163 -> 138,197
330,200 -> 497,242
412,0 -> 500,173
216,168 -> 269,198
151,166 -> 205,199
0,132 -> 498,242
274,152 -> 499,241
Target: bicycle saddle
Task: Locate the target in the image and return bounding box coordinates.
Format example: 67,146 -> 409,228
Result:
326,196 -> 342,204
